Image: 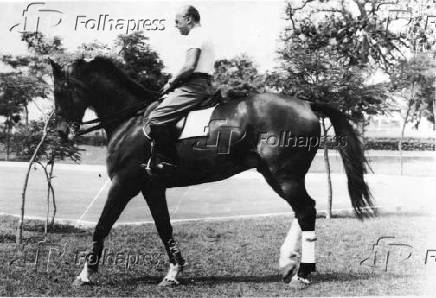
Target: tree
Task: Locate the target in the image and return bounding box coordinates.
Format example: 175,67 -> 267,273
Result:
115,31 -> 169,100
2,32 -> 83,243
384,0 -> 436,174
3,32 -> 64,94
214,54 -> 266,94
15,113 -> 81,243
283,0 -> 435,68
0,73 -> 47,160
16,111 -> 52,244
1,32 -> 64,160
75,40 -> 116,61
416,57 -> 436,129
390,53 -> 436,174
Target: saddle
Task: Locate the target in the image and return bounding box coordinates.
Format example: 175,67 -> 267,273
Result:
143,87 -> 249,140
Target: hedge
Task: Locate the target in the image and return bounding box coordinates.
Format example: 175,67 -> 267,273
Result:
363,137 -> 435,151
1,134 -> 435,160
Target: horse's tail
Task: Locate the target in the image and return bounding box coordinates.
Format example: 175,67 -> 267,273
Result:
310,102 -> 376,219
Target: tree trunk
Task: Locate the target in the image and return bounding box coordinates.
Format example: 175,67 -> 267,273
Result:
322,118 -> 333,219
48,156 -> 56,227
36,153 -> 57,237
399,122 -> 406,176
360,118 -> 366,146
16,111 -> 54,245
399,83 -> 415,176
42,163 -> 49,238
399,107 -> 410,176
24,105 -> 30,164
433,77 -> 435,134
6,116 -> 11,161
24,105 -> 29,127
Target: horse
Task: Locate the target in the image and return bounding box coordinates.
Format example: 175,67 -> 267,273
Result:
49,56 -> 374,287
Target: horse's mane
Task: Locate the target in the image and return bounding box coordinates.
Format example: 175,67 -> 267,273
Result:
77,56 -> 155,101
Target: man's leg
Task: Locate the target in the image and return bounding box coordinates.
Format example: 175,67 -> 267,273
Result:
149,123 -> 178,170
147,81 -> 212,172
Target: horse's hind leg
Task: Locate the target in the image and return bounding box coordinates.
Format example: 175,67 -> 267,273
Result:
258,164 -> 317,285
141,185 -> 185,286
74,175 -> 140,286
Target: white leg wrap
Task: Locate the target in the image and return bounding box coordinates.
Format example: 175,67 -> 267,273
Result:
301,231 -> 316,264
279,218 -> 302,268
78,262 -> 91,283
163,263 -> 181,282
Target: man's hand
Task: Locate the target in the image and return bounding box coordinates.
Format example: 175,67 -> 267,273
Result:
162,78 -> 177,94
162,82 -> 172,94
162,48 -> 201,94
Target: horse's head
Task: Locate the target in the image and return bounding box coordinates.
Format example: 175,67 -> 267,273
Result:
49,58 -> 90,140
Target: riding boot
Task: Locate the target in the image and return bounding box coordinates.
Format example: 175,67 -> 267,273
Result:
148,124 -> 178,172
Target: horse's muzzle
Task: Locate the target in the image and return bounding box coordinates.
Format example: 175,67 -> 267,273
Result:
56,118 -> 69,139
56,118 -> 79,141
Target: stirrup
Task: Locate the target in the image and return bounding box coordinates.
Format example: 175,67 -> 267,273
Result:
143,157 -> 153,171
146,160 -> 177,175
143,156 -> 177,175
143,138 -> 178,175
143,139 -> 155,175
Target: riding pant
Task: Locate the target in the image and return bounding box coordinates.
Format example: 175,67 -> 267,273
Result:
148,75 -> 214,125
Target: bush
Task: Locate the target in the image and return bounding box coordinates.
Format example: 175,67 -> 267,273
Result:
1,133 -> 434,162
0,120 -> 82,162
74,135 -> 434,151
363,137 -> 435,151
75,135 -> 107,146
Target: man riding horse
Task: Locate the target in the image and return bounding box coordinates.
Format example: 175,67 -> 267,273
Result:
50,3 -> 374,288
146,5 -> 215,173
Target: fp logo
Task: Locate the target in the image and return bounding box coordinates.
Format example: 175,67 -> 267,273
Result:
9,2 -> 63,33
360,236 -> 414,271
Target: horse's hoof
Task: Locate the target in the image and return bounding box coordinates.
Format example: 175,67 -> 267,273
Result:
287,275 -> 311,290
158,278 -> 180,287
281,262 -> 297,283
73,277 -> 93,287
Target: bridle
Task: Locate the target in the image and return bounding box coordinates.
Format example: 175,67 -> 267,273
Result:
60,63 -> 161,136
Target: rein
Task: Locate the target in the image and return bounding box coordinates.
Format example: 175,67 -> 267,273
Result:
62,65 -> 161,136
77,101 -> 150,136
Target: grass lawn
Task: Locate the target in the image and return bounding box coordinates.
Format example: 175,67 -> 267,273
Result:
0,214 -> 434,296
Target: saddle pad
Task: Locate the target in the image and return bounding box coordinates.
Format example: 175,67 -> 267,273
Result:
178,106 -> 216,139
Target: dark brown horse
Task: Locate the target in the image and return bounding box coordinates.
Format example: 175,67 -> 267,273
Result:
49,56 -> 374,287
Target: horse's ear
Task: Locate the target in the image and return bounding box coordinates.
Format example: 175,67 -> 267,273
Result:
48,58 -> 62,76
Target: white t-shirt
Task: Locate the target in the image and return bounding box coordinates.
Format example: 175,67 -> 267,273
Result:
185,25 -> 215,75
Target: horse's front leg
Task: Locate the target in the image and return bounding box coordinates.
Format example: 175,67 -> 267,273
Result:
74,175 -> 140,286
141,185 -> 185,286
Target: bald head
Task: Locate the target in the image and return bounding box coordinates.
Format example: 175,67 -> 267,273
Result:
175,5 -> 201,35
178,5 -> 200,23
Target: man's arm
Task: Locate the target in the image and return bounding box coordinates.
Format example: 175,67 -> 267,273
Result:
163,48 -> 201,93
